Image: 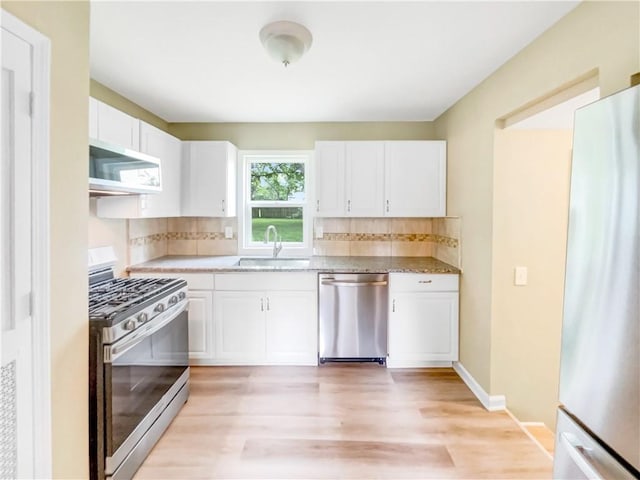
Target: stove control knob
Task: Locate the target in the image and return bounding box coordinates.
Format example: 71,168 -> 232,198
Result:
137,312 -> 148,324
123,319 -> 136,331
168,295 -> 178,306
178,292 -> 186,301
154,303 -> 165,313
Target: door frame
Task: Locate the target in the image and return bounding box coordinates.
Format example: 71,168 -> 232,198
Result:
1,9 -> 52,478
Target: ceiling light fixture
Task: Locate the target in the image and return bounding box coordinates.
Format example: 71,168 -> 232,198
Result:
259,20 -> 312,68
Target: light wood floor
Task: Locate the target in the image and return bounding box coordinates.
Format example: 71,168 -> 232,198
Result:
134,365 -> 552,479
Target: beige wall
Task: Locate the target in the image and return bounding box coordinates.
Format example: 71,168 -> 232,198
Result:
89,198 -> 129,275
493,129 -> 572,428
90,79 -> 169,132
434,0 -> 639,422
168,121 -> 437,147
2,1 -> 90,478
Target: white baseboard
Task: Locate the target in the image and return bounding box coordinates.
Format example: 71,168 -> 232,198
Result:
453,362 -> 506,411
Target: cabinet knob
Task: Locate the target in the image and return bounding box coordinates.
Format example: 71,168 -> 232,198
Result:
386,200 -> 390,212
418,280 -> 432,284
260,298 -> 264,312
222,199 -> 225,213
347,200 -> 351,212
266,297 -> 270,311
392,299 -> 396,313
316,199 -> 320,212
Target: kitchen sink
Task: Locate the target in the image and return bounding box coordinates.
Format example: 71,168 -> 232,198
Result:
236,257 -> 311,268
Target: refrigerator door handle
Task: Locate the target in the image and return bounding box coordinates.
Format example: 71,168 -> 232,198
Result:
560,432 -> 604,480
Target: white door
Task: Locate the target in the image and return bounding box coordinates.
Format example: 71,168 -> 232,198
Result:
1,27 -> 34,479
345,141 -> 384,217
314,141 -> 345,217
186,290 -> 213,360
384,141 -> 447,217
265,291 -> 317,365
214,291 -> 266,362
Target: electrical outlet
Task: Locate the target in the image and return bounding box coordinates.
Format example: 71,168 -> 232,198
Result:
224,226 -> 233,239
514,266 -> 528,286
315,226 -> 324,239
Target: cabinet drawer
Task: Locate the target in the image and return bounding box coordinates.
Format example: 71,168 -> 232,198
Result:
130,272 -> 214,290
390,273 -> 459,292
215,272 -> 316,291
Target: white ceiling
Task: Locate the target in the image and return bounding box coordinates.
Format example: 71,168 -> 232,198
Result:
90,1 -> 580,123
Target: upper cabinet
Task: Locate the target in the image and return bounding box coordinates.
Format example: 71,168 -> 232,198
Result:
181,141 -> 237,217
384,141 -> 446,217
315,141 -> 384,217
92,94 -> 183,218
314,140 -> 447,218
90,98 -> 140,151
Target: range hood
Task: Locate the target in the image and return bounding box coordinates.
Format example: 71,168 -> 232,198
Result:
89,138 -> 162,196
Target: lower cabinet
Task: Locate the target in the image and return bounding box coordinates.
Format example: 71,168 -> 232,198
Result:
185,290 -> 214,361
214,273 -> 318,365
387,273 -> 459,368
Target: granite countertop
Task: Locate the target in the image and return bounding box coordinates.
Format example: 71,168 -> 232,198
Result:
127,255 -> 460,274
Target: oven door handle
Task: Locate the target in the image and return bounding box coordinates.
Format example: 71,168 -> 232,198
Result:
104,299 -> 188,363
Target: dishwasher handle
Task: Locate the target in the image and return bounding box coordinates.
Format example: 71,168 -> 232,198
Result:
321,280 -> 388,287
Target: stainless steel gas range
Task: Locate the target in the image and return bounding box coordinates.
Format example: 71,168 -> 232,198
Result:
88,250 -> 189,480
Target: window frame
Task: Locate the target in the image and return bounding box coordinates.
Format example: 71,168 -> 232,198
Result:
237,150 -> 313,257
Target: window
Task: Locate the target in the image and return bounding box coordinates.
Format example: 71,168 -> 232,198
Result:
239,151 -> 312,255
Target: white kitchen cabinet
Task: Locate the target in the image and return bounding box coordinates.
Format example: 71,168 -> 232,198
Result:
214,273 -> 317,365
314,141 -> 345,216
315,141 -> 384,217
91,98 -> 140,151
130,272 -> 215,363
186,290 -> 214,361
387,273 -> 459,368
384,141 -> 446,217
265,291 -> 317,363
345,142 -> 385,216
214,291 -> 266,363
181,141 -> 237,217
96,121 -> 182,218
314,140 -> 446,218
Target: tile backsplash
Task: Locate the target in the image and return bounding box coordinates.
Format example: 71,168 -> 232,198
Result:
313,217 -> 461,267
128,216 -> 461,269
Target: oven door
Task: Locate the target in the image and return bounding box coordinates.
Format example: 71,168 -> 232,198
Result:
103,300 -> 189,476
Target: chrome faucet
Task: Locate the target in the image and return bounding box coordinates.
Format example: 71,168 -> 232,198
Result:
264,225 -> 283,258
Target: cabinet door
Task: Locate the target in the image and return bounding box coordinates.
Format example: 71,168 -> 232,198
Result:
96,100 -> 140,150
186,290 -> 214,361
314,141 -> 345,217
214,291 -> 265,362
388,291 -> 458,365
384,141 -> 446,217
139,122 -> 182,218
182,141 -> 236,217
345,141 -> 384,217
265,291 -> 317,365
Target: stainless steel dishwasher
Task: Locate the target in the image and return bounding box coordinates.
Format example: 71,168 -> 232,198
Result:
318,273 -> 388,364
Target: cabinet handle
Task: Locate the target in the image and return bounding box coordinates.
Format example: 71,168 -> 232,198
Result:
266,297 -> 270,311
347,200 -> 351,212
392,299 -> 396,312
260,298 -> 264,312
386,200 -> 390,212
418,280 -> 433,284
316,199 -> 320,212
221,199 -> 225,213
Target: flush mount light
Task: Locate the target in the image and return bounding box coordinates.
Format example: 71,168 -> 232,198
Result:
259,20 -> 312,67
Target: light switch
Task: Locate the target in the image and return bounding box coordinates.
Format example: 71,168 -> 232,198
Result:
315,226 -> 324,239
224,226 -> 233,239
514,266 -> 528,286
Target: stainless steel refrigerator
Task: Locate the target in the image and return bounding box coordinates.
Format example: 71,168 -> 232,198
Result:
553,84 -> 639,479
